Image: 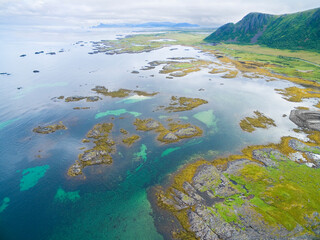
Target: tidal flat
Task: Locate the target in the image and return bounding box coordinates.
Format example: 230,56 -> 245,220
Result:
0,27 -> 320,240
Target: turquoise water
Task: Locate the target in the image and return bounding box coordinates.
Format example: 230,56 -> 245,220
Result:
0,26 -> 306,240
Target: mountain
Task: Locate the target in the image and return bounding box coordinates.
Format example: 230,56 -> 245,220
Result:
93,22 -> 199,28
205,8 -> 320,50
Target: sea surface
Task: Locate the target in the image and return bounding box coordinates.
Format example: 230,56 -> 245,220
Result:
0,26 -> 308,240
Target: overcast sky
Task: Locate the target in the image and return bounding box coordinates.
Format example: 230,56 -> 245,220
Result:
0,0 -> 319,27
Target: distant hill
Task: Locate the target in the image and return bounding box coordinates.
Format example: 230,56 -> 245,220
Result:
205,8 -> 320,50
93,22 -> 199,28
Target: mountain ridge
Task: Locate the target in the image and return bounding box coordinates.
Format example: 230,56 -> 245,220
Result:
205,8 -> 320,50
93,22 -> 199,28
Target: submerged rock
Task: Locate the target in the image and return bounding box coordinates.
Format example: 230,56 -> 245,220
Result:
33,121 -> 67,134
289,109 -> 320,131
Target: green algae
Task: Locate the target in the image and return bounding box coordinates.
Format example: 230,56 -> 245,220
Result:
0,118 -> 19,131
0,197 -> 10,213
95,109 -> 141,119
54,187 -> 80,203
117,95 -> 152,104
193,110 -> 218,130
161,147 -> 181,158
133,144 -> 147,162
20,165 -> 50,191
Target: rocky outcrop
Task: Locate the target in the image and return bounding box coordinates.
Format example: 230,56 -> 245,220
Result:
33,121 -> 67,134
157,141 -> 320,239
289,109 -> 320,131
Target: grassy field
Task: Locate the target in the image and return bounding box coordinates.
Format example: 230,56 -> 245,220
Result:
200,42 -> 320,82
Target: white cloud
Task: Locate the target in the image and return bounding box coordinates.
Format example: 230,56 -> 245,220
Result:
0,0 -> 319,27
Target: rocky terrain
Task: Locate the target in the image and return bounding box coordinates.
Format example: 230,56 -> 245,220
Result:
156,135 -> 320,239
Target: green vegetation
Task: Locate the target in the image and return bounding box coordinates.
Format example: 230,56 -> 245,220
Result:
229,160 -> 320,231
93,32 -> 205,54
203,44 -> 320,82
205,8 -> 320,51
158,59 -> 213,77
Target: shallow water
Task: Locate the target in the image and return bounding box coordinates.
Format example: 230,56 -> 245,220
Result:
0,26 -> 309,240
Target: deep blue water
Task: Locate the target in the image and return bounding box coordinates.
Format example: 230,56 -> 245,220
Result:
0,26 -> 308,240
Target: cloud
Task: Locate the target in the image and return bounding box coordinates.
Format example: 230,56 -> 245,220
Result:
0,0 -> 319,27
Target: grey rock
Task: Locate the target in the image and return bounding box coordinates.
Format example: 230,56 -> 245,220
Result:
289,109 -> 320,131
145,120 -> 160,129
251,148 -> 287,167
162,132 -> 178,141
170,71 -> 186,77
69,162 -> 82,175
175,126 -> 199,137
80,149 -> 111,164
86,96 -> 101,102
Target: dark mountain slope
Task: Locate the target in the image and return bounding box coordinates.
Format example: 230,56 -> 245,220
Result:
205,8 -> 320,50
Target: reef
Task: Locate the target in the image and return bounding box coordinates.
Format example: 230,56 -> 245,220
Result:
239,111 -> 276,132
91,86 -> 158,98
33,121 -> 67,134
122,135 -> 141,146
289,109 -> 320,131
134,118 -> 203,144
120,128 -> 128,135
73,107 -> 90,110
159,96 -> 208,113
154,136 -> 320,239
67,123 -> 115,177
65,96 -> 101,102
